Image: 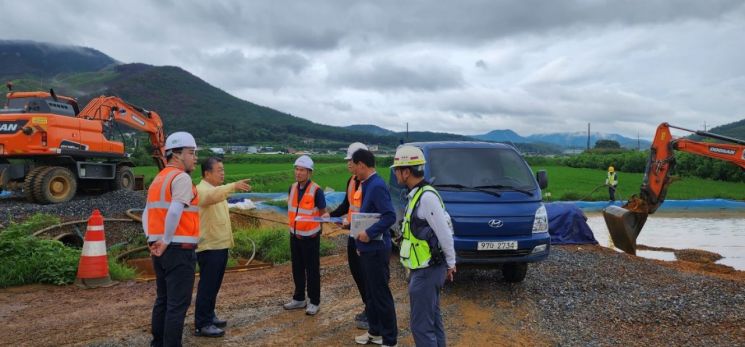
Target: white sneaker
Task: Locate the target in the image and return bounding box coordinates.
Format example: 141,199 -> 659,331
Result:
283,299 -> 306,310
305,303 -> 319,315
355,332 -> 383,345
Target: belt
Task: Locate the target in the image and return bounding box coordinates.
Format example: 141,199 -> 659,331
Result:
293,232 -> 320,240
149,241 -> 197,250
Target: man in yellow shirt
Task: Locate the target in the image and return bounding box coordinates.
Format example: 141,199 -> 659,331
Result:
194,157 -> 251,338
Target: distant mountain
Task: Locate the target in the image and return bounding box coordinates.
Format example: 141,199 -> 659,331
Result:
472,129 -> 527,143
345,124 -> 395,136
689,118 -> 745,142
526,132 -> 649,149
0,40 -> 484,149
473,129 -> 650,149
0,40 -> 116,78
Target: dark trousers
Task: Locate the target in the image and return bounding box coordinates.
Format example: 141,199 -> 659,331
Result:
609,186 -> 617,201
151,247 -> 196,347
360,248 -> 398,346
347,237 -> 367,307
409,262 -> 447,347
290,235 -> 321,305
195,249 -> 228,329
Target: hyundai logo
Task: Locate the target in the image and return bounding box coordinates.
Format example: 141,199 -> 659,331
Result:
488,219 -> 503,228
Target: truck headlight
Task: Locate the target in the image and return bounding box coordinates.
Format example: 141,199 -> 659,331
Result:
532,204 -> 548,233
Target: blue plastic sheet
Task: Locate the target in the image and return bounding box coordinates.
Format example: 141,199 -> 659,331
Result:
545,202 -> 598,245
570,199 -> 745,212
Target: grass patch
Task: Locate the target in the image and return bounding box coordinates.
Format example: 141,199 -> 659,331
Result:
108,257 -> 137,281
0,214 -> 81,287
233,227 -> 335,264
535,165 -> 745,201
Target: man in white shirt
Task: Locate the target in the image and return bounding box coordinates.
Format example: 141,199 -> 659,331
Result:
392,145 -> 456,347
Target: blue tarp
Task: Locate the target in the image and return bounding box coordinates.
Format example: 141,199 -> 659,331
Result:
545,202 -> 598,245
570,199 -> 745,212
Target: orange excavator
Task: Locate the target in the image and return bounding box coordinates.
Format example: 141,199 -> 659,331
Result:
603,123 -> 745,254
0,84 -> 166,204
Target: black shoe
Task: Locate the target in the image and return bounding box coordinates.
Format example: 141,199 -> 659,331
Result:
195,324 -> 225,338
355,311 -> 367,322
212,317 -> 227,328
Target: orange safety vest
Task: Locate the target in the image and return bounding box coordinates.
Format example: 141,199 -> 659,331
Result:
145,166 -> 200,244
346,175 -> 362,224
288,181 -> 321,237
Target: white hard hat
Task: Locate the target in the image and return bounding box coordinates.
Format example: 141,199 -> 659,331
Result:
345,142 -> 368,160
294,155 -> 314,171
391,145 -> 426,168
165,131 -> 197,151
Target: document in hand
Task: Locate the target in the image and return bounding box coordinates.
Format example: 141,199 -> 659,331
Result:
350,213 -> 381,238
294,216 -> 345,223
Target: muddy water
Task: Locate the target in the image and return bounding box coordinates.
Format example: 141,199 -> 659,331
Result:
585,211 -> 745,270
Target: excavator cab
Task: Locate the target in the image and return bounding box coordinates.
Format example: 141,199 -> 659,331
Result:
603,123 -> 745,255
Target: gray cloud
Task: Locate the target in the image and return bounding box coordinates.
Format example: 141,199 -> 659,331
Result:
330,60 -> 464,91
1,0 -> 744,139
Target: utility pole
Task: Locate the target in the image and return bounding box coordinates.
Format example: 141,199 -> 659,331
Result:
704,122 -> 707,132
406,122 -> 409,142
587,123 -> 590,150
637,130 -> 640,151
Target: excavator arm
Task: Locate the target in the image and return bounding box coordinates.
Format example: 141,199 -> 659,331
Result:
603,123 -> 745,254
78,96 -> 167,170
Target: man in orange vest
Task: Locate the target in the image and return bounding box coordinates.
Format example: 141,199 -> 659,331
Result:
284,155 -> 329,316
142,131 -> 200,347
330,142 -> 369,329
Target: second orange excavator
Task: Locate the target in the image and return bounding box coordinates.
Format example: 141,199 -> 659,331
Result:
0,85 -> 167,204
603,123 -> 745,254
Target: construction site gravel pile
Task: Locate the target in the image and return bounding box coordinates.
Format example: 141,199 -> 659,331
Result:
0,190 -> 146,226
1,242 -> 743,346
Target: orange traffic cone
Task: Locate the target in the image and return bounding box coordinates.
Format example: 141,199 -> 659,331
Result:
74,209 -> 116,288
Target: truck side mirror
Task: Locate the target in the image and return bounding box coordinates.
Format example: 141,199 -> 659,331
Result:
536,170 -> 548,189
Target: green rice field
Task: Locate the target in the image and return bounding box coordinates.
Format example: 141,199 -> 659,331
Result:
134,162 -> 743,201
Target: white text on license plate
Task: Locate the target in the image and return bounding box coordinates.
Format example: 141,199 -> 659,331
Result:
477,241 -> 518,250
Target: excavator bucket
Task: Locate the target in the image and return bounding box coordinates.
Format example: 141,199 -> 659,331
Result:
602,205 -> 648,255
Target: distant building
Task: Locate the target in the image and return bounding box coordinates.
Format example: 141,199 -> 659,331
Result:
368,145 -> 379,152
209,147 -> 225,155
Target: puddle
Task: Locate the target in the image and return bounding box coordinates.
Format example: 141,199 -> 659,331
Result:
585,211 -> 745,270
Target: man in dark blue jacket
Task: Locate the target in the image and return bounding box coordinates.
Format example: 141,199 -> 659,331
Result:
350,149 -> 398,347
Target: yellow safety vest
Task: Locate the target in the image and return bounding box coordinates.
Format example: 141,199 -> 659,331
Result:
399,185 -> 445,270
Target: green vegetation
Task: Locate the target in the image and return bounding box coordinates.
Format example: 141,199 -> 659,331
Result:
0,214 -> 80,287
133,155 -> 393,192
233,227 -> 335,264
535,165 -> 744,201
557,150 -> 745,183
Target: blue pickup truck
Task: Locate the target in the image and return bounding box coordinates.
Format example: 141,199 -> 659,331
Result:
388,141 -> 550,282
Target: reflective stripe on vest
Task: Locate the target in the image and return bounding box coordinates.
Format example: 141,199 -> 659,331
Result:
346,175 -> 362,224
145,166 -> 200,244
287,181 -> 321,237
607,172 -> 617,185
399,185 -> 444,270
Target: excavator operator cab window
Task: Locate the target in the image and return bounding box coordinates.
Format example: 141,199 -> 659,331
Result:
4,97 -> 76,117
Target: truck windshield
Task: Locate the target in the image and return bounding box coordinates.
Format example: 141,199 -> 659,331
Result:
429,147 -> 536,191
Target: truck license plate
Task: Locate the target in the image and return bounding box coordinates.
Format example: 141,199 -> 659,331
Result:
477,241 -> 518,250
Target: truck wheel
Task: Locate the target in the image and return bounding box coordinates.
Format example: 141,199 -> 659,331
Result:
113,166 -> 135,191
502,262 -> 528,283
35,166 -> 77,204
23,166 -> 48,202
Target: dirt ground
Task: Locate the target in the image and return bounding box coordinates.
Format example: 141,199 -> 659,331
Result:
2,211 -> 744,346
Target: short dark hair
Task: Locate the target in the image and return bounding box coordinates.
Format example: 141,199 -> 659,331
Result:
395,165 -> 424,178
166,148 -> 183,162
352,149 -> 375,168
201,156 -> 223,177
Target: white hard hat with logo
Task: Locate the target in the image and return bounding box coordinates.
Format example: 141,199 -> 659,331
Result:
294,155 -> 314,171
345,142 -> 368,160
165,131 -> 197,151
391,145 -> 426,168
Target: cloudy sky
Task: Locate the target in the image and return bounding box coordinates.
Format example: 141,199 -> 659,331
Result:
2,0 -> 744,139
